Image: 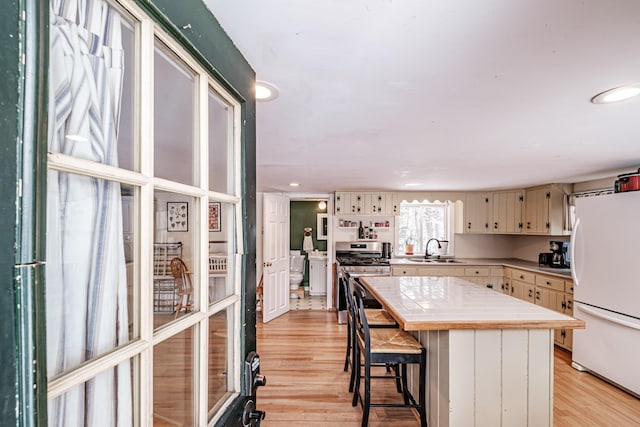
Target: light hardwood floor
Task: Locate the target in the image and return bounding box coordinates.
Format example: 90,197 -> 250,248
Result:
257,310 -> 640,427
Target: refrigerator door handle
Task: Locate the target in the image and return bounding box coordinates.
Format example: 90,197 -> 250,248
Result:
576,303 -> 640,330
570,217 -> 581,287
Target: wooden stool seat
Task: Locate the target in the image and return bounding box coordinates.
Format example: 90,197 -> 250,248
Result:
362,328 -> 423,354
364,309 -> 396,326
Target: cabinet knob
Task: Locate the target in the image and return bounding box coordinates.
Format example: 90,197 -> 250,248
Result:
528,289 -> 533,297
467,222 -> 471,229
494,222 -> 498,229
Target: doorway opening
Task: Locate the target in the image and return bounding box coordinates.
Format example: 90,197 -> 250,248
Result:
289,196 -> 332,310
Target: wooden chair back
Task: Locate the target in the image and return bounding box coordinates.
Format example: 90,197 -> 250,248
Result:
170,257 -> 193,318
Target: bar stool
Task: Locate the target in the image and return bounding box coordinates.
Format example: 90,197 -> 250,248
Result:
343,273 -> 397,393
351,281 -> 427,427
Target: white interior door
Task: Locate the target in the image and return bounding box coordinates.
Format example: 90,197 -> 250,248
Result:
262,193 -> 290,322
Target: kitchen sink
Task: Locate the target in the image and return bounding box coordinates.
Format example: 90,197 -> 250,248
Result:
409,258 -> 466,264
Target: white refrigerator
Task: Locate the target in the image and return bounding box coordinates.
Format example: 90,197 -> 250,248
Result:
571,191 -> 640,397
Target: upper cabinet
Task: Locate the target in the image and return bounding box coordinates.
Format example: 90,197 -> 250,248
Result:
464,192 -> 491,233
463,184 -> 570,235
336,185 -> 570,232
491,190 -> 524,234
523,184 -> 571,235
364,193 -> 385,215
335,192 -> 399,215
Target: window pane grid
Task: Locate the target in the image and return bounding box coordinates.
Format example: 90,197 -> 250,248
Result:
399,203 -> 449,255
46,0 -> 244,424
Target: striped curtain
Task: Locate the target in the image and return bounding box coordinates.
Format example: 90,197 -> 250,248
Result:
46,0 -> 131,425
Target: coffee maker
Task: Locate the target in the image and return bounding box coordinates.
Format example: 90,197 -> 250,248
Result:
549,241 -> 569,268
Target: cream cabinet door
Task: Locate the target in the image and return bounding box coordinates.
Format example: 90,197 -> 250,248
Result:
335,192 -> 349,215
364,193 -> 386,215
386,192 -> 401,215
524,187 -> 548,233
464,192 -> 491,233
511,279 -> 535,303
492,190 -> 524,234
348,193 -> 364,214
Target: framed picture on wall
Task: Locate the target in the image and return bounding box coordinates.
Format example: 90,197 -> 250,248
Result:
317,213 -> 328,240
167,202 -> 188,232
209,202 -> 221,232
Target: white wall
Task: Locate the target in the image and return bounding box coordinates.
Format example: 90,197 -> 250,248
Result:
453,234 -> 514,259
510,235 -> 569,262
256,193 -> 263,286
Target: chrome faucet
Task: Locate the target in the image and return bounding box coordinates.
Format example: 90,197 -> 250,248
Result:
425,238 -> 441,259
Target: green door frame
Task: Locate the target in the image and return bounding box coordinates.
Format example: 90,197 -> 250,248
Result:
1,0 -> 257,425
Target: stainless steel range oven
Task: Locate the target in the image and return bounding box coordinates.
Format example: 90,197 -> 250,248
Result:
335,241 -> 392,324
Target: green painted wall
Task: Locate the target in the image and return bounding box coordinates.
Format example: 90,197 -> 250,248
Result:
290,201 -> 327,285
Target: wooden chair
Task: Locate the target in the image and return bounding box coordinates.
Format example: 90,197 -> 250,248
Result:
343,272 -> 397,393
351,280 -> 427,427
170,257 -> 193,319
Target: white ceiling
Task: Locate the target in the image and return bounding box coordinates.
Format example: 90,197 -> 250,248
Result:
205,0 -> 640,193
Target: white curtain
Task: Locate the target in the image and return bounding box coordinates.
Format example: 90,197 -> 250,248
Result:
47,0 -> 131,425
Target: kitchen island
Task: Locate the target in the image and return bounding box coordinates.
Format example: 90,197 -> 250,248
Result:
359,275 -> 584,427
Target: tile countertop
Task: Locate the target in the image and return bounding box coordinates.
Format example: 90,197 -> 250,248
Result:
390,257 -> 572,278
359,276 -> 585,331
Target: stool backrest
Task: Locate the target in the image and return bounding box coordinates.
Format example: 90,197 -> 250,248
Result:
351,279 -> 371,351
342,272 -> 356,318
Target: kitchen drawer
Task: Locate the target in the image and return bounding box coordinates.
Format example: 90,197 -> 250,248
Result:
419,267 -> 466,277
392,266 -> 418,276
535,275 -> 565,292
565,280 -> 574,294
510,269 -> 535,284
464,267 -> 490,277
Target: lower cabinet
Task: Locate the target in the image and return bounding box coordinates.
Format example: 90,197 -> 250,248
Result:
309,257 -> 327,296
505,267 -> 574,351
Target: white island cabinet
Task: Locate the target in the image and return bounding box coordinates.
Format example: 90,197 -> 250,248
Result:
359,276 -> 584,427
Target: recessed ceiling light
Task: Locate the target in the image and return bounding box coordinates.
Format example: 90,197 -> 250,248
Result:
289,182 -> 300,187
255,80 -> 279,102
591,84 -> 640,104
404,183 -> 421,187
